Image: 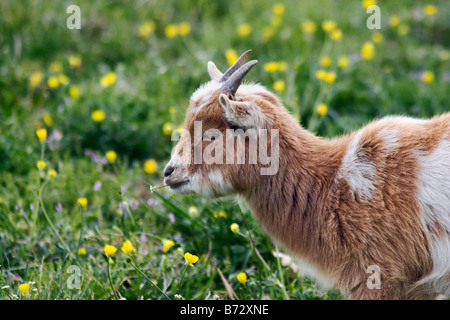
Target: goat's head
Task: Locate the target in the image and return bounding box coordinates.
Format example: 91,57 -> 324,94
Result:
164,50 -> 281,197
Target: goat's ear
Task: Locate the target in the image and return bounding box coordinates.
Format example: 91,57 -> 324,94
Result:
219,93 -> 271,129
208,61 -> 223,81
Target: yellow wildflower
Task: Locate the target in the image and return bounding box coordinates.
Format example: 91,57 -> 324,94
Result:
337,56 -> 350,69
188,206 -> 198,218
236,272 -> 247,285
18,283 -> 30,295
165,24 -> 178,38
322,20 -> 337,33
270,16 -> 282,28
423,4 -> 438,16
421,71 -> 435,84
362,0 -> 377,9
230,223 -> 240,233
398,24 -> 410,36
162,239 -> 175,253
225,49 -> 239,66
139,20 -> 156,38
262,25 -> 275,42
58,74 -> 70,86
121,240 -> 134,254
264,62 -> 279,73
49,61 -> 63,73
361,41 -> 375,60
68,55 -> 82,68
323,71 -> 336,84
36,128 -> 47,143
48,169 -> 57,179
317,103 -> 328,117
184,252 -> 199,264
144,159 -> 157,174
319,56 -> 332,68
47,76 -> 59,88
440,50 -> 450,61
29,70 -> 43,87
42,113 -> 53,127
162,122 -> 174,136
301,20 -> 317,34
105,150 -> 117,163
214,210 -> 227,218
69,85 -> 81,99
104,245 -> 117,257
272,80 -> 285,93
91,109 -> 106,122
371,32 -> 383,43
330,28 -> 342,41
100,71 -> 116,88
389,15 -> 401,28
272,3 -> 285,15
315,69 -> 327,81
77,197 -> 88,209
237,23 -> 252,37
36,160 -> 46,170
78,248 -> 86,255
178,22 -> 191,36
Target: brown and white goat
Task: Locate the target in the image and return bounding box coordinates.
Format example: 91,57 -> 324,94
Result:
163,50 -> 450,299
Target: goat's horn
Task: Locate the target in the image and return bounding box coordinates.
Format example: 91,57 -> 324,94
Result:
220,49 -> 252,82
220,60 -> 258,96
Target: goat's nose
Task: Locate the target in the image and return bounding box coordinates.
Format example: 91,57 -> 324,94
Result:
164,165 -> 175,177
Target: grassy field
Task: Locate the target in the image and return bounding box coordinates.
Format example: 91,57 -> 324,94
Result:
0,0 -> 449,300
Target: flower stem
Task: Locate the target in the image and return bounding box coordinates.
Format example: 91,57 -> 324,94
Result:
178,264 -> 189,295
129,259 -> 170,300
107,258 -> 120,300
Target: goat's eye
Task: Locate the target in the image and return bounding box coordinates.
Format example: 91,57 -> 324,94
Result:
202,134 -> 219,141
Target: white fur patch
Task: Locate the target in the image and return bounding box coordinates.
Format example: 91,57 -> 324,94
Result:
414,137 -> 450,295
207,169 -> 232,195
337,132 -> 376,198
190,81 -> 221,114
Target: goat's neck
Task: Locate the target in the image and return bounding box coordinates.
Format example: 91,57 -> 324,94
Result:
243,124 -> 345,257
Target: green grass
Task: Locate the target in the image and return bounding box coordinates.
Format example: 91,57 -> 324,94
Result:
0,0 -> 448,300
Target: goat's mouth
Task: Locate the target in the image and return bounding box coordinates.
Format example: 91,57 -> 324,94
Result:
167,179 -> 189,190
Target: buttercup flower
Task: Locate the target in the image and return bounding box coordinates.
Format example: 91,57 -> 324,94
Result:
139,20 -> 156,38
36,161 -> 46,169
362,0 -> 377,9
184,252 -> 199,264
330,28 -> 342,41
29,71 -> 43,87
165,24 -> 178,38
162,122 -> 174,136
69,85 -> 81,99
49,61 -> 63,73
47,76 -> 59,88
237,23 -> 252,37
337,56 -> 350,69
68,55 -> 82,68
225,49 -> 239,66
361,41 -> 375,60
421,71 -> 435,84
144,159 -> 157,174
104,245 -> 117,257
323,71 -> 336,84
188,206 -> 198,218
100,72 -> 116,88
319,56 -> 332,68
272,3 -> 285,15
317,103 -> 328,117
237,272 -> 247,285
121,240 -> 134,254
77,197 -> 88,209
91,109 -> 106,122
58,74 -> 70,86
322,20 -> 337,33
36,128 -> 47,143
423,4 -> 438,16
301,20 -> 317,34
105,150 -> 117,163
372,32 -> 383,43
48,169 -> 57,179
18,283 -> 30,295
389,15 -> 401,28
178,22 -> 191,36
230,223 -> 240,233
42,113 -> 53,127
78,248 -> 86,255
272,80 -> 285,93
162,239 -> 175,253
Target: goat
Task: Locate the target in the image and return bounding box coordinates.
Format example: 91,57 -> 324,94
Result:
163,50 -> 450,299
